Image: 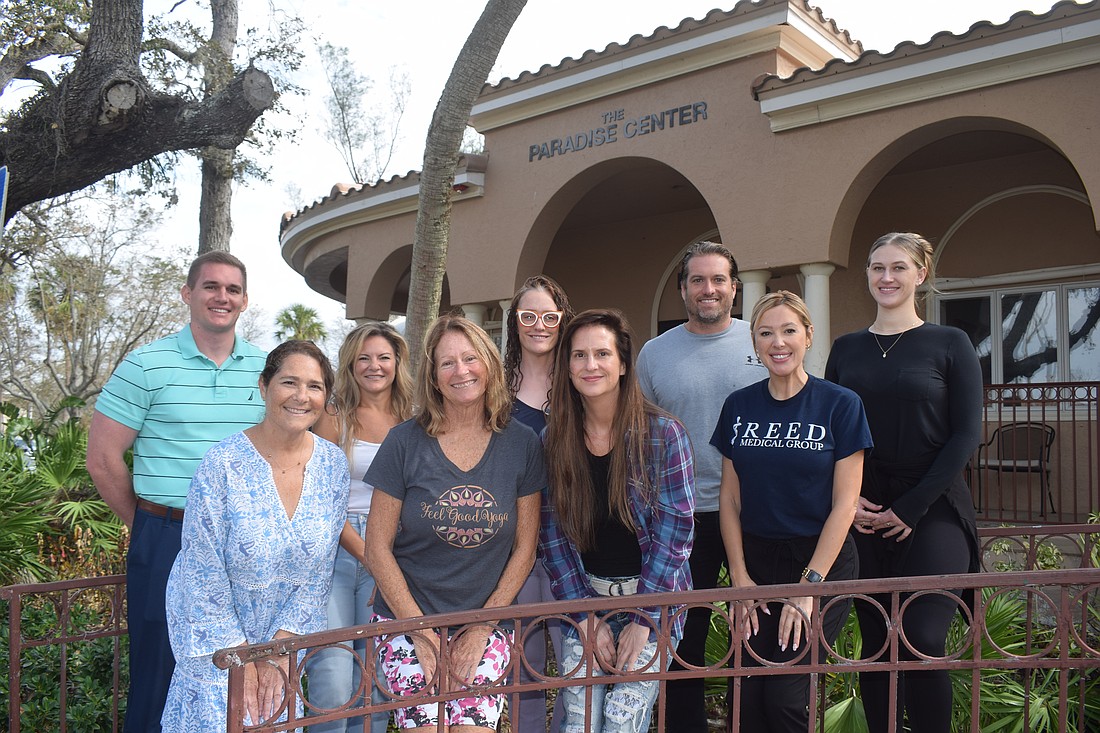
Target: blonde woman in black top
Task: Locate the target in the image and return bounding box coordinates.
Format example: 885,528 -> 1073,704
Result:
826,232 -> 983,733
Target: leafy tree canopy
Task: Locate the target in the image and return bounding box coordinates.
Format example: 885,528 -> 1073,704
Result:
0,0 -> 304,224
0,187 -> 188,416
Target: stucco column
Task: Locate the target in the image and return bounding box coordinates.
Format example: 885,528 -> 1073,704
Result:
497,299 -> 512,356
799,262 -> 835,377
461,303 -> 488,327
738,269 -> 771,324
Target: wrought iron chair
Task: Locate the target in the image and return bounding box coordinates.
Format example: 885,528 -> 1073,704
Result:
976,422 -> 1056,516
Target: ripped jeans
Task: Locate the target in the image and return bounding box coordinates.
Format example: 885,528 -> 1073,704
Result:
558,612 -> 675,733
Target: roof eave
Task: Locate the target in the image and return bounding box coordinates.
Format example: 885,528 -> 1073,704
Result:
470,2 -> 860,133
754,2 -> 1100,132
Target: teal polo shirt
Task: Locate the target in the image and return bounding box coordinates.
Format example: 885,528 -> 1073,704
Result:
94,325 -> 267,509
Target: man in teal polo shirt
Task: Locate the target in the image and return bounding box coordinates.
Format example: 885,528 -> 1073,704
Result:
88,251 -> 267,732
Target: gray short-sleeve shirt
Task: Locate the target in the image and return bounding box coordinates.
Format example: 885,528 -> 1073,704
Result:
366,418 -> 546,619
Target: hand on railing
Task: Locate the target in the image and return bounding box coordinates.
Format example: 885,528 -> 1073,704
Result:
411,628 -> 441,688
778,596 -> 812,652
734,578 -> 769,641
450,624 -> 491,684
243,653 -> 288,725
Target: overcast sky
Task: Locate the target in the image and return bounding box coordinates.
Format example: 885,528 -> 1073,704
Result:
23,1 -> 1081,346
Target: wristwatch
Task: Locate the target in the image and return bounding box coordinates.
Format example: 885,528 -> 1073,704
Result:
801,567 -> 825,583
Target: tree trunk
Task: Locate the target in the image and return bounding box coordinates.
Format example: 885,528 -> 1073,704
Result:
197,0 -> 239,253
405,0 -> 527,372
198,147 -> 235,253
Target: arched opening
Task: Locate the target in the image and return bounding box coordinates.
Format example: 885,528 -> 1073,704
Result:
834,123 -> 1099,386
519,157 -> 719,340
361,244 -> 452,319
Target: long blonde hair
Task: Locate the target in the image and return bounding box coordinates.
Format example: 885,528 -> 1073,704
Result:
416,315 -> 511,436
332,322 -> 413,454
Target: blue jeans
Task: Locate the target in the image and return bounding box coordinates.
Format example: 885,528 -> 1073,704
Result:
558,612 -> 671,733
305,514 -> 389,733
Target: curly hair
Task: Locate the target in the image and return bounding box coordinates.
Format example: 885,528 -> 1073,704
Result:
503,275 -> 574,402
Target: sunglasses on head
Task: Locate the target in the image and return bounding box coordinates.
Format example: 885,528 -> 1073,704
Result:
517,310 -> 563,328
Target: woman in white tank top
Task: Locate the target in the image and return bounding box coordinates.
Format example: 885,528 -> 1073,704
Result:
307,321 -> 413,733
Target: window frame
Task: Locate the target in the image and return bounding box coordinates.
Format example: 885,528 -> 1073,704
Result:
933,279 -> 1100,385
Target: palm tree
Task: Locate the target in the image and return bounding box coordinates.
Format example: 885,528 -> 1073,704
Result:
274,304 -> 327,342
405,0 -> 527,373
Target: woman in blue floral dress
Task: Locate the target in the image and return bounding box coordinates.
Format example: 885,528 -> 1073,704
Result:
161,341 -> 350,732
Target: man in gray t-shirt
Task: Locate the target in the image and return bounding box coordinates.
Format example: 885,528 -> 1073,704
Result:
637,241 -> 766,733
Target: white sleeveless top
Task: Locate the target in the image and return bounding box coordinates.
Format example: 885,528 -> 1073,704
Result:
347,438 -> 382,515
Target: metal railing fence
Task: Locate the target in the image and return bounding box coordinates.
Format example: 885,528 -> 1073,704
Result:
974,382 -> 1099,523
3,526 -> 1098,732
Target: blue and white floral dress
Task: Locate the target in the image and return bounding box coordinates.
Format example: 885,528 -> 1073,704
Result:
161,431 -> 349,732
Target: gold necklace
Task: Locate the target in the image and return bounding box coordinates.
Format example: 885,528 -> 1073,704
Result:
266,438 -> 309,475
872,331 -> 905,359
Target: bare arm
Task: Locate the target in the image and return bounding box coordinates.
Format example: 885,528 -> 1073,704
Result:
778,449 -> 864,651
803,450 -> 863,580
363,490 -> 444,684
337,521 -> 365,565
312,415 -> 364,560
717,457 -> 751,588
481,492 -> 540,609
363,491 -> 422,620
313,412 -> 341,444
449,491 -> 540,683
717,457 -> 765,638
86,411 -> 140,527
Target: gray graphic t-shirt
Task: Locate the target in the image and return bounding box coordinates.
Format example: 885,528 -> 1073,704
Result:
366,418 -> 546,619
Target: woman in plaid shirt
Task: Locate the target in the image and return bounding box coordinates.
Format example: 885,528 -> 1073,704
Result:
540,308 -> 695,733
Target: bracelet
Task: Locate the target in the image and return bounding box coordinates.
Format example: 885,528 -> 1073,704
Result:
266,658 -> 283,668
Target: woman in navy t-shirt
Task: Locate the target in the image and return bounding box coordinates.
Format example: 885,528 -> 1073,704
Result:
712,291 -> 872,733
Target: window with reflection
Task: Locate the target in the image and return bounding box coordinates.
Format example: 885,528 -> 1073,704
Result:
937,282 -> 1100,384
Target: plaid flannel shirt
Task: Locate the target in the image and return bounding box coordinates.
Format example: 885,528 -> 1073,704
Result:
539,413 -> 695,639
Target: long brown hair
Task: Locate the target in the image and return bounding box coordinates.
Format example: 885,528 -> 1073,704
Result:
416,314 -> 511,436
332,321 -> 413,454
544,309 -> 661,551
503,275 -> 575,402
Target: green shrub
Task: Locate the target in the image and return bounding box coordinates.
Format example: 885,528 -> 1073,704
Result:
0,400 -> 126,585
0,596 -> 128,731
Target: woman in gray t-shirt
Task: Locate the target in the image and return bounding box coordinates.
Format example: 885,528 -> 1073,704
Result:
364,315 -> 546,732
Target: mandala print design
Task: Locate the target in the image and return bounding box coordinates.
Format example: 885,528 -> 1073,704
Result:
432,485 -> 499,548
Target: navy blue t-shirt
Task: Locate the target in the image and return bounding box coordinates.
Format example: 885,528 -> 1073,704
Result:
710,376 -> 872,539
512,399 -> 547,435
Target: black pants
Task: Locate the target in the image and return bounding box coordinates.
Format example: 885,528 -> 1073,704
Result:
855,497 -> 970,733
735,533 -> 858,733
666,512 -> 725,733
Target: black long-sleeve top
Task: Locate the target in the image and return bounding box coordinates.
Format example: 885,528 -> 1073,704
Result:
825,323 -> 983,528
